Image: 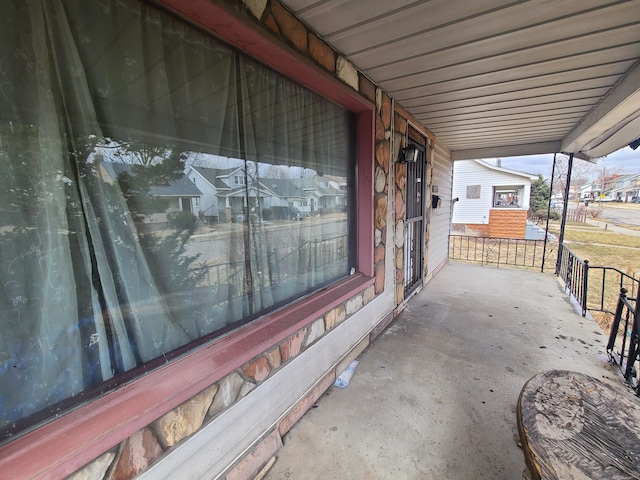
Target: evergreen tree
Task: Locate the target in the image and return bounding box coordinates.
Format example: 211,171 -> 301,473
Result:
530,174 -> 551,213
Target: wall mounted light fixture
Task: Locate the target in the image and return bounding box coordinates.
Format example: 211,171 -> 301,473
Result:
398,145 -> 419,163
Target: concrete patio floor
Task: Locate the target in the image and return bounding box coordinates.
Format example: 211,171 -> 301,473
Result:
264,262 -> 625,480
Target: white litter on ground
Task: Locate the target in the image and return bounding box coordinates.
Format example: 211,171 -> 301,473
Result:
334,360 -> 359,388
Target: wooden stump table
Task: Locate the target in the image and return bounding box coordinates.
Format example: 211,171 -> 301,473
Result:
517,370 -> 640,480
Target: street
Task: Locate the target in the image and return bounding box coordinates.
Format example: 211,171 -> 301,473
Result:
590,203 -> 640,228
184,215 -> 348,268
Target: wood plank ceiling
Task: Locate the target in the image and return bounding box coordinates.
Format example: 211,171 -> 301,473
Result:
281,0 -> 640,161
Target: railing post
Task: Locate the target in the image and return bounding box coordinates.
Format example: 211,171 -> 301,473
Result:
607,287 -> 627,353
543,153 -> 558,273
634,302 -> 640,396
625,293 -> 640,392
555,243 -> 563,276
582,260 -> 589,316
566,252 -> 573,293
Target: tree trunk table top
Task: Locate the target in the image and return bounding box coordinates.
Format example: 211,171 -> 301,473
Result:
517,370 -> 640,480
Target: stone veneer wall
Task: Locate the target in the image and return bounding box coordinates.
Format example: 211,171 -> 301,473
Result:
67,284 -> 376,480
373,89 -> 392,295
393,113 -> 407,304
64,1 -> 406,479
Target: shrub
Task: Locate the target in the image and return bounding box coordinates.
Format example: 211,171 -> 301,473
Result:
167,210 -> 197,230
587,208 -> 602,218
262,208 -> 274,220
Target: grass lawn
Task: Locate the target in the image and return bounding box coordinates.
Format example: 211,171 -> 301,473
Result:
548,221 -> 640,331
548,223 -> 640,273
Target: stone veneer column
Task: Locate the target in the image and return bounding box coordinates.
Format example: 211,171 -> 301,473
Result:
373,91 -> 391,294
393,113 -> 408,304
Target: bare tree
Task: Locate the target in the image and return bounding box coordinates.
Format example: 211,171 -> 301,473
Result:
261,164 -> 290,179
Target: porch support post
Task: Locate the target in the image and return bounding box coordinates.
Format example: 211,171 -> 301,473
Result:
555,153 -> 574,275
541,153 -> 557,273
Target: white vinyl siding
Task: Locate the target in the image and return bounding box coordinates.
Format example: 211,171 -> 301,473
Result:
452,160 -> 533,225
427,139 -> 453,275
187,169 -> 220,219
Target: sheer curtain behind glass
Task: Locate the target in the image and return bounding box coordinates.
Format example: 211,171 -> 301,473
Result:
0,0 -> 352,440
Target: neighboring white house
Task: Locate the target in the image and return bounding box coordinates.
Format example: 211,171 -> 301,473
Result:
187,166 -> 281,222
101,161 -> 203,225
187,166 -> 234,222
452,160 -> 537,238
578,183 -> 594,201
605,173 -> 640,202
261,178 -> 308,211
188,166 -> 349,222
291,175 -> 347,214
578,173 -> 640,203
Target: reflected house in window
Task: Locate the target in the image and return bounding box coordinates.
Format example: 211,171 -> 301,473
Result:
187,166 -> 280,223
452,160 -> 537,239
102,161 -> 203,227
261,178 -> 309,219
0,0 -> 420,477
187,165 -> 348,222
291,175 -> 347,214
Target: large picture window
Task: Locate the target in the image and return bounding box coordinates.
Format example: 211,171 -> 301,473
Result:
0,0 -> 355,442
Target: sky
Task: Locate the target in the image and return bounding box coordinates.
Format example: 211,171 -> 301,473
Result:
486,146 -> 640,180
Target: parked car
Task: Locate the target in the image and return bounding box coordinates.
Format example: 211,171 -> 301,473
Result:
267,206 -> 306,221
289,206 -> 305,220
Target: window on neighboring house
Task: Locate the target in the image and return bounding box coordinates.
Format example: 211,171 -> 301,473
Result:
0,0 -> 355,442
493,188 -> 522,207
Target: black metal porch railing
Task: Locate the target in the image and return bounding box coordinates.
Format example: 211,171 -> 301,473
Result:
556,243 -> 589,316
586,265 -> 640,316
451,237 -> 639,322
606,288 -> 639,396
192,234 -> 348,300
556,243 -> 640,318
449,235 -> 547,269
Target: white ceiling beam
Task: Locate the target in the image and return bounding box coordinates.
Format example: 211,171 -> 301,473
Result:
561,60 -> 640,155
451,141 -> 561,161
